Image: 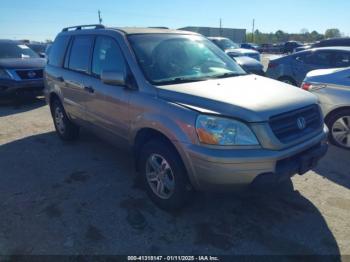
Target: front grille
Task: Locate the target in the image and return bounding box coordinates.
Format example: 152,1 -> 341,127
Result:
15,69 -> 43,80
269,105 -> 322,144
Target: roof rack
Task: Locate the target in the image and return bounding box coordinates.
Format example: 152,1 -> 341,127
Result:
62,24 -> 105,32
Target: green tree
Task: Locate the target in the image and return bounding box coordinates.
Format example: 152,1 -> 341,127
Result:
325,29 -> 341,39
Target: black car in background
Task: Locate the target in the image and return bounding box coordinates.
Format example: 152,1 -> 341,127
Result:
27,43 -> 48,58
241,43 -> 260,52
283,41 -> 303,53
0,40 -> 46,97
295,37 -> 350,52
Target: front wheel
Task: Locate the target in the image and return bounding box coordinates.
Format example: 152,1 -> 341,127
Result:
326,109 -> 350,150
51,99 -> 80,141
138,139 -> 193,210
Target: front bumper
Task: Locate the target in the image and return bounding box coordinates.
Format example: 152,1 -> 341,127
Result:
0,79 -> 44,97
179,126 -> 328,191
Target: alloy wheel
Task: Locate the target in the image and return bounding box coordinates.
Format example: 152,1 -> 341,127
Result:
145,154 -> 175,199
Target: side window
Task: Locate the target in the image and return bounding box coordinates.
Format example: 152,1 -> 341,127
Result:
48,35 -> 70,67
299,51 -> 333,66
68,36 -> 94,73
333,52 -> 350,67
92,36 -> 126,77
311,52 -> 333,66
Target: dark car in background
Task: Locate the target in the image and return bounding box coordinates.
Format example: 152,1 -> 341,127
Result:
208,37 -> 264,75
294,37 -> 350,53
241,43 -> 260,52
27,43 -> 48,58
0,39 -> 46,97
266,47 -> 350,86
283,41 -> 303,54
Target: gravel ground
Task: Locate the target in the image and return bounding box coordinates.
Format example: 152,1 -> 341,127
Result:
0,97 -> 349,256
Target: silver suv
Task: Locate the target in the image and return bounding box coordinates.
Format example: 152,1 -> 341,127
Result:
45,25 -> 328,210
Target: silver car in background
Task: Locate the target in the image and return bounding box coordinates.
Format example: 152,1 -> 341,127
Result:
302,67 -> 350,149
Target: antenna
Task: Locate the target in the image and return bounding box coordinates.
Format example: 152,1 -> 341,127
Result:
219,18 -> 222,37
98,10 -> 103,24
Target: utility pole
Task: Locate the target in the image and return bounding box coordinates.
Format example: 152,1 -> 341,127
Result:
219,18 -> 222,36
252,19 -> 255,43
98,10 -> 103,24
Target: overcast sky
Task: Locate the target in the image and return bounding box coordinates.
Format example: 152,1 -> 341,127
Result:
1,0 -> 349,41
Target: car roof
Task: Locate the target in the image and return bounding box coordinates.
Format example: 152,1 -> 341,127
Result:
207,37 -> 229,40
321,37 -> 350,42
60,25 -> 199,36
0,39 -> 21,44
294,46 -> 350,55
310,46 -> 350,52
111,27 -> 199,35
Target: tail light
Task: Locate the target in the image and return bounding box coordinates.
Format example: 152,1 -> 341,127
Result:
301,82 -> 326,91
301,82 -> 312,91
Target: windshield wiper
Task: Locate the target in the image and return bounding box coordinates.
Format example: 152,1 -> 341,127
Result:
211,72 -> 246,79
155,77 -> 209,85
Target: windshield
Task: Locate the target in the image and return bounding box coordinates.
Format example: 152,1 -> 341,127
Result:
28,44 -> 46,54
0,42 -> 39,59
213,39 -> 240,50
128,34 -> 245,85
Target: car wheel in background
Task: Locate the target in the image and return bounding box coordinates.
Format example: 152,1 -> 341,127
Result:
51,99 -> 80,141
138,139 -> 193,210
326,109 -> 350,150
278,76 -> 297,86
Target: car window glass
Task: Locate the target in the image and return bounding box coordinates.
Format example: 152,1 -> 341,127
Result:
48,35 -> 70,67
68,35 -> 94,73
333,52 -> 350,67
92,36 -> 126,77
299,52 -> 333,66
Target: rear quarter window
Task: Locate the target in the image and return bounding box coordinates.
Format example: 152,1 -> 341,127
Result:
48,35 -> 71,67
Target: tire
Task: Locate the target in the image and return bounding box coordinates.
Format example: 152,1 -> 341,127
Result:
278,76 -> 297,86
138,139 -> 193,210
51,99 -> 80,141
326,109 -> 350,150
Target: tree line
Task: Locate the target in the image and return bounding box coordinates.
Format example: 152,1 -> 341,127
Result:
246,28 -> 343,44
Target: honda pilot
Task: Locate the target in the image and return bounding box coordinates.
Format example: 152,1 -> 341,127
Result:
44,25 -> 328,210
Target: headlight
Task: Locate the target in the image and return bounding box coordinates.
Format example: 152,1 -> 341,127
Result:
0,69 -> 11,79
196,115 -> 259,146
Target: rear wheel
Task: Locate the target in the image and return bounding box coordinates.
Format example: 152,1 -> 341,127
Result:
138,139 -> 193,210
326,109 -> 350,150
51,99 -> 80,141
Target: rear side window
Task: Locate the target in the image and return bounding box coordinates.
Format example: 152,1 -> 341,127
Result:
333,52 -> 350,67
48,35 -> 70,67
297,51 -> 333,66
68,36 -> 94,73
92,36 -> 126,77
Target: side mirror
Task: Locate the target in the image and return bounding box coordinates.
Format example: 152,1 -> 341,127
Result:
101,71 -> 126,86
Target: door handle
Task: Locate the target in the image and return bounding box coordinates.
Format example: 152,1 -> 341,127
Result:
84,86 -> 95,93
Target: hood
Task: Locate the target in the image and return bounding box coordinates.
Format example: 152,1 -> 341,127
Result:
225,48 -> 258,55
233,56 -> 263,69
0,58 -> 46,69
156,75 -> 318,122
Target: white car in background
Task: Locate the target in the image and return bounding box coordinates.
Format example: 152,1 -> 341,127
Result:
302,67 -> 350,149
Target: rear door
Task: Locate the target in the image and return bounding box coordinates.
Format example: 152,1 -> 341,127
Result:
293,51 -> 334,84
61,35 -> 95,122
83,35 -> 131,147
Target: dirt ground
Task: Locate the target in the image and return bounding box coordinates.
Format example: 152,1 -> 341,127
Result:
0,97 -> 349,256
